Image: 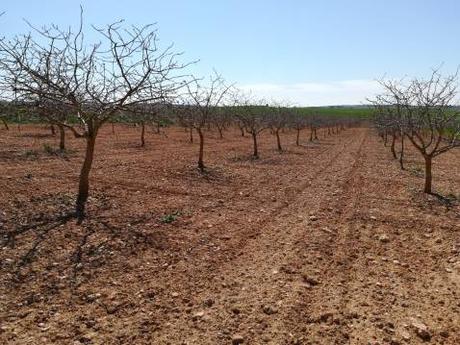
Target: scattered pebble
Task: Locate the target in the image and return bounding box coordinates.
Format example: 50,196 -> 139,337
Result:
378,234 -> 390,243
410,318 -> 431,341
232,334 -> 244,344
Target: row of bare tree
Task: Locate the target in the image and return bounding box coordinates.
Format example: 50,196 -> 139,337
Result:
371,69 -> 460,194
0,12 -> 354,224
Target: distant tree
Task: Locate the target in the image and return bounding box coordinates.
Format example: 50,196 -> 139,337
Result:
289,109 -> 308,146
267,103 -> 288,151
185,73 -> 232,171
235,97 -> 269,158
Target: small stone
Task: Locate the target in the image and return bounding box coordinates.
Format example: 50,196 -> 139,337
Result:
440,330 -> 449,338
232,334 -> 244,344
203,298 -> 214,307
411,319 -> 431,341
192,311 -> 205,320
309,215 -> 318,221
379,234 -> 390,243
171,292 -> 179,297
370,216 -> 377,220
231,307 -> 241,315
400,329 -> 411,340
302,274 -> 320,286
262,305 -> 278,315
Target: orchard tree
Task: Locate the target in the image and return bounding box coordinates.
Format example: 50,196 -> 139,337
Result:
267,103 -> 288,152
235,97 -> 269,158
185,73 -> 232,172
0,12 -> 192,222
373,69 -> 460,194
289,109 -> 308,146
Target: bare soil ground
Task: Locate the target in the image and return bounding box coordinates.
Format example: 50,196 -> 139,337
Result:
0,125 -> 459,345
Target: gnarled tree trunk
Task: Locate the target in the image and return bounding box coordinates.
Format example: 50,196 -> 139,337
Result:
252,132 -> 259,158
1,118 -> 9,130
399,132 -> 405,170
76,129 -> 97,223
423,155 -> 433,194
58,124 -> 65,150
140,121 -> 145,147
197,127 -> 205,172
391,133 -> 397,159
275,129 -> 282,151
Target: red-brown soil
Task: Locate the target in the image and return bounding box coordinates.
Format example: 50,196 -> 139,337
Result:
0,125 -> 459,345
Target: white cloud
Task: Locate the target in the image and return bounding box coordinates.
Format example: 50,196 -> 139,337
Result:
239,80 -> 383,106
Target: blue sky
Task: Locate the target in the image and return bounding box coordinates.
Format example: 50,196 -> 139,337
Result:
1,0 -> 459,105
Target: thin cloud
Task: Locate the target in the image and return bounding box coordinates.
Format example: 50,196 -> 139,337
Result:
239,80 -> 383,106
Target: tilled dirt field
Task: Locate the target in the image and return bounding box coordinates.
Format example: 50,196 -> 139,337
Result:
0,125 -> 459,345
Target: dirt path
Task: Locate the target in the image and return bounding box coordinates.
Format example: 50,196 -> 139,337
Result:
150,129 -> 368,343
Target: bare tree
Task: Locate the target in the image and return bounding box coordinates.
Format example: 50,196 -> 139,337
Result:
0,11 -> 191,222
373,69 -> 460,194
289,109 -> 308,146
234,96 -> 269,159
185,73 -> 232,171
267,103 -> 288,152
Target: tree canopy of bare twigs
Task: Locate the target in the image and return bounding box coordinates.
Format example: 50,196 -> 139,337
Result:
371,68 -> 460,194
0,10 -> 193,222
184,73 -> 232,171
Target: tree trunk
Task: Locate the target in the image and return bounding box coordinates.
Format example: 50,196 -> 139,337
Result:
275,129 -> 282,151
140,121 -> 145,147
296,129 -> 300,146
391,133 -> 397,159
252,132 -> 259,158
111,122 -> 115,134
239,126 -> 245,137
399,133 -> 405,170
218,127 -> 223,139
423,155 -> 433,194
76,131 -> 97,223
189,127 -> 193,143
1,118 -> 8,130
197,127 -> 205,172
50,125 -> 56,136
384,132 -> 388,146
314,128 -> 318,140
58,125 -> 65,151
156,121 -> 161,134
310,128 -> 313,142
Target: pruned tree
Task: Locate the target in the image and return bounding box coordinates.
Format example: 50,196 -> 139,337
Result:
124,102 -> 169,147
234,96 -> 269,159
307,113 -> 320,141
372,69 -> 460,194
289,109 -> 308,146
211,106 -> 230,139
267,103 -> 288,152
0,100 -> 11,130
185,73 -> 232,171
0,10 -> 191,222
